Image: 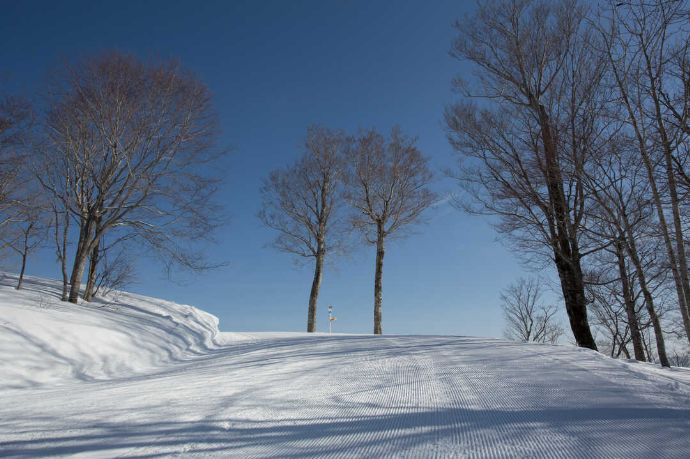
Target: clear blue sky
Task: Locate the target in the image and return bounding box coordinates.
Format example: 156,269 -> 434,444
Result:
1,0 -> 548,336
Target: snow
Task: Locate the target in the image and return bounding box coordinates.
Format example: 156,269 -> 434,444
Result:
1,276 -> 689,458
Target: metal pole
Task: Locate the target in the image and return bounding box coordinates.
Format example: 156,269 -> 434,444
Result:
328,305 -> 334,334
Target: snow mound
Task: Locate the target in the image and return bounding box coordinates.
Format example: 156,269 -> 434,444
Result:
0,274 -> 227,389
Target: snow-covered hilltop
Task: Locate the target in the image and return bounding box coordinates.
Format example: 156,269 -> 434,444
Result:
1,276 -> 689,458
0,274 -> 231,390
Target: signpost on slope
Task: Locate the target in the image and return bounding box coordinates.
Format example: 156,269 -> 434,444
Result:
328,305 -> 336,334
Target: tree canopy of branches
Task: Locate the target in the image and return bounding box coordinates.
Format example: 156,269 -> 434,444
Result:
501,277 -> 564,344
446,0 -> 605,350
0,95 -> 32,233
260,126 -> 347,332
38,52 -> 221,303
582,135 -> 671,365
345,128 -> 436,334
597,0 -> 690,347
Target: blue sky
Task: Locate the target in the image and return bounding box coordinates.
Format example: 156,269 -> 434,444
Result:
1,0 -> 546,336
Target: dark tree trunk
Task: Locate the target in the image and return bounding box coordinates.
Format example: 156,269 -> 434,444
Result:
60,211 -> 70,301
16,223 -> 33,290
68,218 -> 93,304
536,104 -> 597,351
16,245 -> 28,290
374,225 -> 385,335
622,222 -> 671,367
635,275 -> 670,367
554,252 -> 597,350
83,237 -> 101,302
68,250 -> 88,304
615,239 -> 646,362
307,247 -> 324,333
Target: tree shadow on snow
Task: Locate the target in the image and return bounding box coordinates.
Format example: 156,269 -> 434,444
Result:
2,406 -> 689,458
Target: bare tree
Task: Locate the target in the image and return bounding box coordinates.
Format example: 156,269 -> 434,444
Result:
598,0 -> 690,344
38,52 -> 222,303
501,278 -> 564,344
585,256 -> 645,360
259,126 -> 347,332
0,95 -> 32,234
446,0 -> 605,349
3,197 -> 48,290
582,137 -> 670,365
345,128 -> 435,335
93,242 -> 135,297
51,201 -> 70,301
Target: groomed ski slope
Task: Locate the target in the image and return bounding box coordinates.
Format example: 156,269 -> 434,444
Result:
1,276 -> 689,458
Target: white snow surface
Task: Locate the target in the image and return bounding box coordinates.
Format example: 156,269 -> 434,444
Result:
1,275 -> 689,458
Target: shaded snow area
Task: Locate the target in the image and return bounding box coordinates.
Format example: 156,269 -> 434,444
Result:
1,276 -> 689,458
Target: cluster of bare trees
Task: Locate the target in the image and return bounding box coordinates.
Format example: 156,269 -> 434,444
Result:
0,52 -> 223,302
500,278 -> 564,344
0,94 -> 46,290
448,0 -> 690,365
260,126 -> 435,334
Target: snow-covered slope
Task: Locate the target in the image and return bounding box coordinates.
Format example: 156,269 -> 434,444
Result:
1,276 -> 689,458
0,274 -> 227,389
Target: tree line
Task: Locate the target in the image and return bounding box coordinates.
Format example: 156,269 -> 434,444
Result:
447,0 -> 690,366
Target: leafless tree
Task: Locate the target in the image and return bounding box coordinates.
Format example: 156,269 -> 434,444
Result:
0,95 -> 32,235
38,52 -> 222,303
51,201 -> 70,301
3,196 -> 49,290
93,241 -> 135,297
446,0 -> 605,349
259,126 -> 347,332
582,136 -> 671,365
501,277 -> 564,344
669,348 -> 690,367
585,258 -> 646,360
597,0 -> 690,344
345,128 -> 436,334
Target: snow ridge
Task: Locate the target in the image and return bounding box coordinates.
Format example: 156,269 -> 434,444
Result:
0,274 -> 225,389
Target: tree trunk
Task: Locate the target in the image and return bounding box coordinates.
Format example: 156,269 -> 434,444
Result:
615,239 -> 646,362
83,237 -> 101,302
60,210 -> 70,301
623,221 -> 671,367
307,247 -> 324,333
554,252 -> 597,350
16,247 -> 28,290
649,72 -> 690,342
374,226 -> 385,335
68,250 -> 88,304
663,144 -> 690,341
68,219 -> 93,304
536,103 -> 597,350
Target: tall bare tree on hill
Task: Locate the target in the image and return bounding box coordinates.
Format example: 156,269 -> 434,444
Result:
260,126 -> 347,332
345,128 -> 435,335
446,0 -> 604,349
38,52 -> 222,303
